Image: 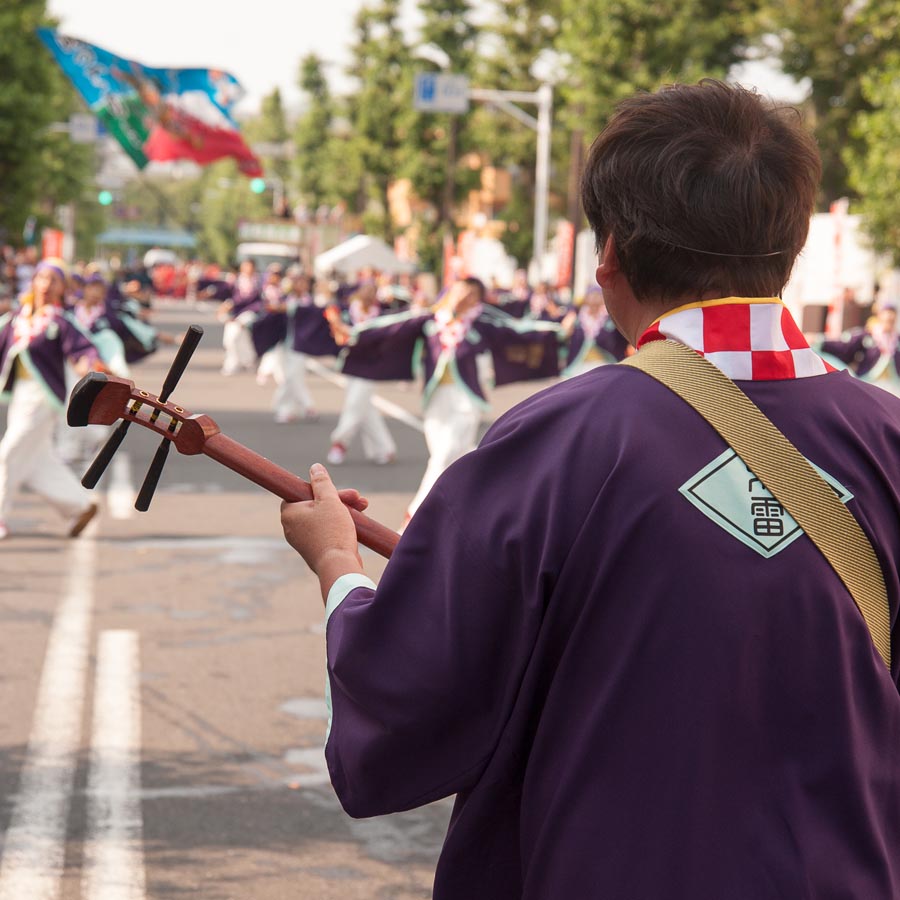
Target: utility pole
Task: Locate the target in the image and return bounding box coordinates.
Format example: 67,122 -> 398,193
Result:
468,84 -> 554,276
566,123 -> 585,289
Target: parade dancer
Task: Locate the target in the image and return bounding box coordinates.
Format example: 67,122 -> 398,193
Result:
818,304 -> 900,396
76,273 -> 160,375
339,276 -> 560,522
254,264 -> 287,388
326,282 -> 396,466
271,272 -> 338,423
526,281 -> 567,322
0,260 -> 100,539
560,286 -> 630,377
501,267 -> 532,318
218,259 -> 262,375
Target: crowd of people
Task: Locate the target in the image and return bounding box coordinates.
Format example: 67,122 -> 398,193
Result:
1,234 -> 898,541
207,257 -> 633,529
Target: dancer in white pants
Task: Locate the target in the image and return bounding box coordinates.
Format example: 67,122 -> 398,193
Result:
405,381 -> 481,516
0,260 -> 100,539
326,282 -> 396,465
219,260 -> 262,376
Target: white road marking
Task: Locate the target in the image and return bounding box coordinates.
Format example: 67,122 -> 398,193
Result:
82,630 -> 146,900
0,531 -> 97,900
305,358 -> 426,434
106,451 -> 135,520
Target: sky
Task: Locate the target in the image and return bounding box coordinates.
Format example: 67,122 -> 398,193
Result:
46,0 -> 807,116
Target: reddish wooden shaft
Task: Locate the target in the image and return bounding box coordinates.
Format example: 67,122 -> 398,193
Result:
203,432 -> 400,559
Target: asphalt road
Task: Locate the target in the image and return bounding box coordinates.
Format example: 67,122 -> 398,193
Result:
0,301 -> 555,899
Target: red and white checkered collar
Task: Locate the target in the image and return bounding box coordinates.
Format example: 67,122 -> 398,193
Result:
637,297 -> 835,380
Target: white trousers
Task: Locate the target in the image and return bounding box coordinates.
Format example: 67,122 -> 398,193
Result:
222,316 -> 256,375
407,383 -> 481,517
330,377 -> 396,460
0,379 -> 90,522
272,349 -> 314,419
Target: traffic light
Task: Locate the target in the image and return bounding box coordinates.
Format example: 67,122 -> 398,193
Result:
249,178 -> 267,194
97,190 -> 114,206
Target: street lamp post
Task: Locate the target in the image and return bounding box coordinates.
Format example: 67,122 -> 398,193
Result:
467,84 -> 554,275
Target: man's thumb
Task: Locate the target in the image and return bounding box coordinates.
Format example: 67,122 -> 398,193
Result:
309,463 -> 338,501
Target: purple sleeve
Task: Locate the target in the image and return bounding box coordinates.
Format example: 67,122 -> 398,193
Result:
324,475 -> 544,818
480,319 -> 561,385
820,331 -> 867,365
59,318 -> 99,366
339,311 -> 429,382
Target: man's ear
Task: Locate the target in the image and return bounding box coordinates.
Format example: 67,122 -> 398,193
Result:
595,235 -> 619,288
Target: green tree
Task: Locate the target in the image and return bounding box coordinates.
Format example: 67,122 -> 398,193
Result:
764,0 -> 891,206
0,1 -> 99,248
244,87 -> 292,213
294,53 -> 340,209
555,0 -> 760,136
113,159 -> 269,266
344,0 -> 412,240
402,0 -> 481,266
845,5 -> 900,265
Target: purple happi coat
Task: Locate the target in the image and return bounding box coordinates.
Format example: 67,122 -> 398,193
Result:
82,302 -> 158,364
323,331 -> 900,897
250,310 -> 288,358
339,308 -> 560,408
229,275 -> 263,318
820,328 -> 900,381
0,305 -> 98,407
562,309 -> 630,373
289,296 -> 339,357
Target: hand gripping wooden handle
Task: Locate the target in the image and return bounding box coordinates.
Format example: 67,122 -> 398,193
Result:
203,433 -> 400,559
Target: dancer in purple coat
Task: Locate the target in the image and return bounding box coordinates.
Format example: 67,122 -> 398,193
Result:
560,285 -> 630,375
281,82 -> 900,899
325,282 -> 397,466
0,260 -> 99,539
818,303 -> 900,396
218,259 -> 262,375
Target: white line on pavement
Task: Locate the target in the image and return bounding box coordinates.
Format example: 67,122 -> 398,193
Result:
305,358 -> 426,434
82,630 -> 146,900
0,530 -> 97,900
106,452 -> 135,520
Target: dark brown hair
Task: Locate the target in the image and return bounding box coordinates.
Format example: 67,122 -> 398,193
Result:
580,80 -> 822,302
463,276 -> 486,302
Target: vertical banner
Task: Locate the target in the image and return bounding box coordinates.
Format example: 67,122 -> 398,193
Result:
36,28 -> 262,177
42,229 -> 65,260
556,220 -> 575,289
442,233 -> 457,289
457,229 -> 477,279
825,198 -> 849,337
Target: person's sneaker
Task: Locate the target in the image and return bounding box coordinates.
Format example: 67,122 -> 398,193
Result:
68,502 -> 98,538
371,452 -> 396,466
274,412 -> 296,424
326,443 -> 347,465
302,409 -> 319,422
0,521 -> 8,541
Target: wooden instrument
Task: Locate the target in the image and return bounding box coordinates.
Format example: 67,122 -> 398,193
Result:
66,326 -> 400,559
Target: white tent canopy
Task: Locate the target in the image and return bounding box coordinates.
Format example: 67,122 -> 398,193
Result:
314,234 -> 414,277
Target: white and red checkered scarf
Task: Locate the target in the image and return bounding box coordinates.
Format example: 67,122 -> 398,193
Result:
638,297 -> 835,380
